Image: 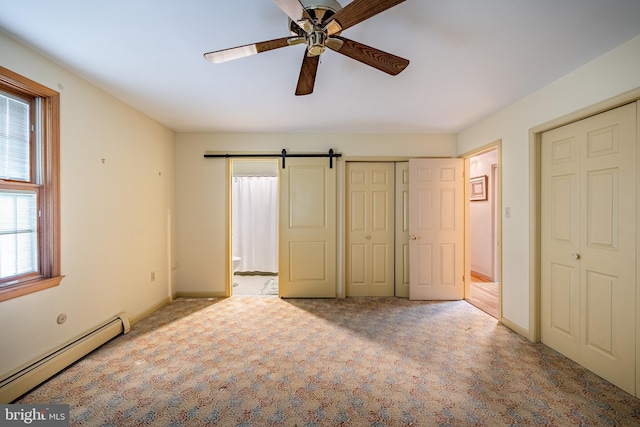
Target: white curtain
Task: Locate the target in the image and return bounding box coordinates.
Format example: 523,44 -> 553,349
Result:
232,176 -> 278,273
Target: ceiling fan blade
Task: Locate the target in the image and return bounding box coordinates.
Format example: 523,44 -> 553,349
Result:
295,53 -> 320,96
204,37 -> 294,63
323,0 -> 406,35
273,0 -> 315,33
328,36 -> 409,75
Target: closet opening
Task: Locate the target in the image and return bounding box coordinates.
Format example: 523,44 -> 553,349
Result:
230,159 -> 279,296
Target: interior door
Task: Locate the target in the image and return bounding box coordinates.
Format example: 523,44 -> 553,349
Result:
279,157 -> 337,298
541,102 -> 636,395
345,162 -> 395,296
395,162 -> 410,298
409,158 -> 464,300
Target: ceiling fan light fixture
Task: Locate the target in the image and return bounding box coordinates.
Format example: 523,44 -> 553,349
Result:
296,19 -> 314,34
287,36 -> 307,46
325,37 -> 344,51
323,19 -> 342,36
307,31 -> 326,56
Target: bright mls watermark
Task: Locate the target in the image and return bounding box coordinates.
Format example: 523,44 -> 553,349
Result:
1,405 -> 69,426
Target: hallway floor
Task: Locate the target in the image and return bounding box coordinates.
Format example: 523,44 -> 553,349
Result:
232,273 -> 278,296
467,275 -> 499,318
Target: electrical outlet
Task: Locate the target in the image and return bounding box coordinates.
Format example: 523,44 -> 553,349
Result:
150,271 -> 155,282
57,313 -> 67,324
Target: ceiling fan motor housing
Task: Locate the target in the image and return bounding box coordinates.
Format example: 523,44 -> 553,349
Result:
289,0 -> 343,36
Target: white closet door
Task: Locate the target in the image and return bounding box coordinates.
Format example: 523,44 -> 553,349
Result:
395,162 -> 410,298
542,102 -> 637,395
409,158 -> 464,300
345,162 -> 395,297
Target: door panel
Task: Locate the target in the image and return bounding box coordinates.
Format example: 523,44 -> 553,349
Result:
579,103 -> 636,393
279,158 -> 336,298
346,162 -> 395,296
409,158 -> 464,300
542,102 -> 636,395
395,162 -> 410,297
542,134 -> 581,360
372,244 -> 388,283
549,262 -> 575,336
584,271 -> 615,354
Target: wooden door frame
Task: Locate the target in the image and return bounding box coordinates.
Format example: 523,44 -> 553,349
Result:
227,158 -> 280,297
529,88 -> 640,343
461,142 -> 502,321
492,163 -> 500,282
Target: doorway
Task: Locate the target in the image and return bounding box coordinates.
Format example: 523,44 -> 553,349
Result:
465,147 -> 500,318
230,159 -> 279,296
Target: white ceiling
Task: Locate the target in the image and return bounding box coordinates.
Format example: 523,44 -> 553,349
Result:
1,1 -> 639,133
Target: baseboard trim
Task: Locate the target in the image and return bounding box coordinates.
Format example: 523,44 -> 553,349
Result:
470,270 -> 495,282
501,316 -> 534,342
130,297 -> 171,326
0,313 -> 128,403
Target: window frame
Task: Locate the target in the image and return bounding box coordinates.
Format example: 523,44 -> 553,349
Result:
0,66 -> 62,302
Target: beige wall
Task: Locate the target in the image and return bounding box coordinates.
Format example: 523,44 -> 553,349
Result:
458,35 -> 640,336
175,133 -> 457,295
0,32 -> 176,376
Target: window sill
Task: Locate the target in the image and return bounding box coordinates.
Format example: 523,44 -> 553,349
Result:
0,276 -> 64,303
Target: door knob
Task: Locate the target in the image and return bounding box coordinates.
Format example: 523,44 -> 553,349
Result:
571,253 -> 581,260
409,235 -> 417,240
366,235 -> 372,240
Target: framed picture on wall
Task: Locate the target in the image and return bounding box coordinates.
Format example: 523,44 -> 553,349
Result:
470,175 -> 488,201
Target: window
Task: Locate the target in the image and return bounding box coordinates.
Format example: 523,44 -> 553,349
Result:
0,66 -> 61,302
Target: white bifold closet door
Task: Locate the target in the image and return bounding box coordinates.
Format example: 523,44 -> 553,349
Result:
345,162 -> 395,297
541,102 -> 637,395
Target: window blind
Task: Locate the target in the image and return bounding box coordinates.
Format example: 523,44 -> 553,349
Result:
0,91 -> 30,182
0,191 -> 38,280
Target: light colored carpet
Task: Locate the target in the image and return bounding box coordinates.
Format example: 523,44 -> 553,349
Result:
16,297 -> 640,426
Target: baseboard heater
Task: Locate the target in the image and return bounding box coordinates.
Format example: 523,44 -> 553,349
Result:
0,312 -> 130,403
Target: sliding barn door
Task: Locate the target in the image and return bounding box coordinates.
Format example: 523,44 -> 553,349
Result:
279,158 -> 337,298
409,158 -> 464,300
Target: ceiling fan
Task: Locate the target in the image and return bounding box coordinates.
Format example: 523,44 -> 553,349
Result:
204,0 -> 409,96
